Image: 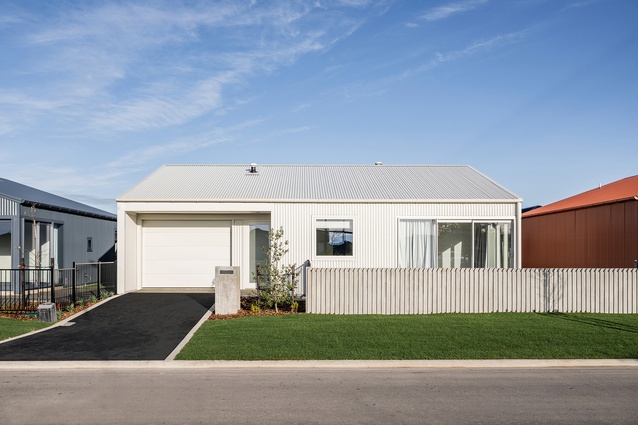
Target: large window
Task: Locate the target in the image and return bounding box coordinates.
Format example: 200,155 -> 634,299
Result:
398,219 -> 435,267
22,220 -> 59,269
438,223 -> 472,268
398,219 -> 513,268
474,222 -> 511,268
316,219 -> 353,256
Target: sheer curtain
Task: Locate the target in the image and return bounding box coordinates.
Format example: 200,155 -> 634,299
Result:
398,219 -> 435,268
474,223 -> 511,268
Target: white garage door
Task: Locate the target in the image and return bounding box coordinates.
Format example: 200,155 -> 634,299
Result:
142,220 -> 231,288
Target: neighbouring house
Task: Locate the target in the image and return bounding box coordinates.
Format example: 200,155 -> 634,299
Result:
0,177 -> 117,273
116,164 -> 522,293
522,175 -> 638,268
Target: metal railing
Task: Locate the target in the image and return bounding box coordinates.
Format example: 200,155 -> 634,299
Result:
255,260 -> 311,301
293,260 -> 311,297
0,262 -> 117,314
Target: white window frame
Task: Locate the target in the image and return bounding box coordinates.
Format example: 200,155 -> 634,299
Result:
472,220 -> 514,268
312,216 -> 356,260
397,217 -> 516,268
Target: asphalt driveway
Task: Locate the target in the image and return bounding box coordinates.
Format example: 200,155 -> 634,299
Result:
0,292 -> 214,361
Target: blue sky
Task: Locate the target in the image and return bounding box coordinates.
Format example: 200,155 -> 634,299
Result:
1,0 -> 636,214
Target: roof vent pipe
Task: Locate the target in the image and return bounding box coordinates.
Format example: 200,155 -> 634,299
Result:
249,163 -> 258,173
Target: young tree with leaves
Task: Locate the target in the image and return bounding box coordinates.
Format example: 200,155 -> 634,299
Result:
256,226 -> 297,312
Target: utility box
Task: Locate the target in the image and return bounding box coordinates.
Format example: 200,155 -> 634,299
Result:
37,302 -> 57,323
214,266 -> 240,315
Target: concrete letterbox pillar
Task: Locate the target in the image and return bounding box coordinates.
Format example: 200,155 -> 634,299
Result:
37,302 -> 57,323
214,266 -> 240,315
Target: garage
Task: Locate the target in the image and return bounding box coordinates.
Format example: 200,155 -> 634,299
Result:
141,220 -> 231,288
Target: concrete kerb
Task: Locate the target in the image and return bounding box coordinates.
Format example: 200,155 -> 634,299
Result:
165,303 -> 215,361
0,293 -> 125,346
1,359 -> 638,370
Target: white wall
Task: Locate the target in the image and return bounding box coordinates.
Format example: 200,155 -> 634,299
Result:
273,201 -> 520,269
117,200 -> 520,293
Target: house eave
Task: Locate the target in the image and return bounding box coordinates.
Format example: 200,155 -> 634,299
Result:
22,200 -> 116,221
522,196 -> 638,219
116,198 -> 522,205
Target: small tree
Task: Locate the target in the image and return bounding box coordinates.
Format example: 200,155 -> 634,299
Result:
257,227 -> 297,312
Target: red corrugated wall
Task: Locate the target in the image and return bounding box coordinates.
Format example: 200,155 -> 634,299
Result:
522,199 -> 638,268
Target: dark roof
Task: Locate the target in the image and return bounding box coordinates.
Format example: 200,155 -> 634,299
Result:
523,175 -> 638,218
0,177 -> 116,220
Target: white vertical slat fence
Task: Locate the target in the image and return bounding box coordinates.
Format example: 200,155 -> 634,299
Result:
306,268 -> 638,314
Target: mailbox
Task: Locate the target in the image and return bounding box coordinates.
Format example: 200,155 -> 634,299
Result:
214,266 -> 240,315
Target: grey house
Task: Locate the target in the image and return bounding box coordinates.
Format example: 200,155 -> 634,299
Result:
0,177 -> 116,271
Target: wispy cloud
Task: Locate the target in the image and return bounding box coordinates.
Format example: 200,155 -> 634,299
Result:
402,28 -> 535,78
105,118 -> 265,170
1,1 -> 375,137
421,0 -> 488,22
90,75 -> 232,133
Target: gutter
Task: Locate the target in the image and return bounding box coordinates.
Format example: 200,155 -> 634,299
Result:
116,198 -> 524,205
22,201 -> 116,221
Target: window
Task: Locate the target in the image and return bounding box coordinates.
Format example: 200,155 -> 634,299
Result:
438,223 -> 472,268
87,237 -> 93,252
474,222 -> 511,268
249,224 -> 270,283
398,219 -> 435,267
397,218 -> 514,268
22,220 -> 58,269
0,220 -> 11,270
316,219 -> 353,256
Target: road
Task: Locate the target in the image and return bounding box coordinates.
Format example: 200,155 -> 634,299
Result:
1,366 -> 637,424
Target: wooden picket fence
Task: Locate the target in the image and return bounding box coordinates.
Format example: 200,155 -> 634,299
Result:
306,268 -> 638,314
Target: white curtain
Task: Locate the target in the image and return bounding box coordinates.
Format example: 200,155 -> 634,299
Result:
476,223 -> 511,268
398,219 -> 435,268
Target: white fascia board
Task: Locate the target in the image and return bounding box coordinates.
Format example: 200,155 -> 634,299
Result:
117,201 -> 274,214
117,198 -> 522,205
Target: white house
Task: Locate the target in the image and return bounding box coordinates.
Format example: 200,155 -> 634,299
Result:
116,164 -> 522,293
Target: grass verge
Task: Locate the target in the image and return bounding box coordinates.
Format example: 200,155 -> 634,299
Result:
176,313 -> 638,360
0,317 -> 51,341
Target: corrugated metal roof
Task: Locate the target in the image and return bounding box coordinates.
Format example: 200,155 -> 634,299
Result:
117,164 -> 520,202
523,175 -> 638,218
0,177 -> 116,220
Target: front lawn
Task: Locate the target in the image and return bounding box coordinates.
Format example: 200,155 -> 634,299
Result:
0,317 -> 51,341
176,313 -> 638,360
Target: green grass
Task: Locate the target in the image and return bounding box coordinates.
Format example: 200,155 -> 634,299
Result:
176,313 -> 638,360
0,317 -> 51,341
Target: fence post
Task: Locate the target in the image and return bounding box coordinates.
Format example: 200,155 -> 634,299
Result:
72,262 -> 77,304
20,258 -> 25,304
302,260 -> 310,296
97,262 -> 102,299
50,257 -> 56,304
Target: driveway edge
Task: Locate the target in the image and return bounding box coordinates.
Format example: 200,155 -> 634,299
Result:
0,294 -> 124,346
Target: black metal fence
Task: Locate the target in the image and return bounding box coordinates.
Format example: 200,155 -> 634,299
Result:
0,262 -> 117,314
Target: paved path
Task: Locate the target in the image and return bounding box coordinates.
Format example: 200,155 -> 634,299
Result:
0,292 -> 214,361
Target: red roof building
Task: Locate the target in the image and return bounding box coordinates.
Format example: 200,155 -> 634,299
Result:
522,176 -> 638,268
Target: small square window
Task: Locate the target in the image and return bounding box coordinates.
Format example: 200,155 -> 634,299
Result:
316,219 -> 353,256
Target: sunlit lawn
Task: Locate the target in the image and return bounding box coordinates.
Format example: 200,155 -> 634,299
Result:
0,317 -> 51,341
177,313 -> 638,360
